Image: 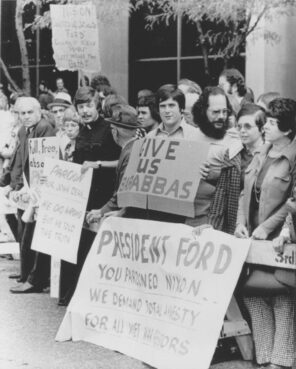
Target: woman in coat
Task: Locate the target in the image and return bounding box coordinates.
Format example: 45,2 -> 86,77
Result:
235,98 -> 296,369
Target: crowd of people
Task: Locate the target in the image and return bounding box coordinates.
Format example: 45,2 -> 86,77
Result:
0,69 -> 296,369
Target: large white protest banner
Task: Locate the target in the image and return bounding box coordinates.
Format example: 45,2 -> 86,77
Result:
50,3 -> 101,72
31,159 -> 92,264
118,138 -> 209,217
56,217 -> 250,369
29,137 -> 59,204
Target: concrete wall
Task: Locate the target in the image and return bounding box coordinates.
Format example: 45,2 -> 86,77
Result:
246,10 -> 296,101
98,5 -> 129,101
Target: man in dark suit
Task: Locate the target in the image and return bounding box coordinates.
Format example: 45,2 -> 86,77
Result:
10,97 -> 55,293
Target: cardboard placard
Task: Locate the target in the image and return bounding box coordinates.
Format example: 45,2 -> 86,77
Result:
50,4 -> 101,72
8,185 -> 30,211
29,137 -> 59,205
247,240 -> 296,270
31,159 -> 92,264
118,138 -> 210,217
56,218 -> 250,369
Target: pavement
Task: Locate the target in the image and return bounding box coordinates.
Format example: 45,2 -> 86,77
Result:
0,257 -> 290,369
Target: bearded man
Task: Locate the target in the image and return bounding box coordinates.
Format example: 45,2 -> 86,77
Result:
185,86 -> 242,227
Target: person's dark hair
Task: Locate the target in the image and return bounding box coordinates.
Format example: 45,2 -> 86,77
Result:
100,85 -> 117,97
137,89 -> 154,100
156,84 -> 185,111
178,78 -> 202,95
220,68 -> 247,97
257,92 -> 281,110
237,103 -> 266,132
138,95 -> 161,123
90,74 -> 111,91
267,98 -> 296,140
74,86 -> 101,110
193,86 -> 232,125
79,76 -> 90,87
103,94 -> 127,118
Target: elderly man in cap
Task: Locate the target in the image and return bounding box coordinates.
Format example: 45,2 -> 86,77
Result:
86,105 -> 141,223
48,92 -> 72,155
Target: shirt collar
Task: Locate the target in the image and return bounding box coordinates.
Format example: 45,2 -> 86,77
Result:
261,140 -> 296,168
155,118 -> 186,136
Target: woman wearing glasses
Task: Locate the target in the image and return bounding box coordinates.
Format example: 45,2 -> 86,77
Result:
237,104 -> 265,184
235,98 -> 296,369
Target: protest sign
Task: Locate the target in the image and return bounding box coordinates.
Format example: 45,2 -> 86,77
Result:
0,214 -> 19,254
31,159 -> 92,264
8,178 -> 30,211
56,217 -> 250,369
0,188 -> 16,214
29,137 -> 59,205
50,3 -> 101,72
247,240 -> 296,270
118,138 -> 209,217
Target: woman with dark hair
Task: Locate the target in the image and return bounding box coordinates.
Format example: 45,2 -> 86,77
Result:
235,98 -> 296,369
137,94 -> 160,133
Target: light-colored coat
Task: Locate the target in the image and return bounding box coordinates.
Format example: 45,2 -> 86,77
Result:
237,141 -> 296,237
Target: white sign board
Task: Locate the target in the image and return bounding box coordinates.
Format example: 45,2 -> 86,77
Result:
31,159 -> 92,264
247,240 -> 296,270
50,4 -> 101,72
56,218 -> 250,369
29,137 -> 59,204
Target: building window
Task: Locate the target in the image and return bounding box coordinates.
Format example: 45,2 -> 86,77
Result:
129,8 -> 245,103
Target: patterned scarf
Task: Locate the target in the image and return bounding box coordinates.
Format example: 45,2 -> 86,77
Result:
207,150 -> 241,234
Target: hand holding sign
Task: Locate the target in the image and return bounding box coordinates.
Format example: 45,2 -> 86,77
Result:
86,209 -> 102,224
234,223 -> 249,239
252,226 -> 268,240
199,162 -> 210,180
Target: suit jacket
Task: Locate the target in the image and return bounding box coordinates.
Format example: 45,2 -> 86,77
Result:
73,117 -> 121,210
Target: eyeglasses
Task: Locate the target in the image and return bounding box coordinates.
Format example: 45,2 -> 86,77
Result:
208,109 -> 229,117
266,117 -> 279,126
237,123 -> 258,130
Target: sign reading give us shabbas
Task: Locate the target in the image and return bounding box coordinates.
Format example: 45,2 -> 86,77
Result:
56,217 -> 251,369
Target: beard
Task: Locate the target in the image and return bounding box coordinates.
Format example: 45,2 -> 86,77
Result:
198,118 -> 228,140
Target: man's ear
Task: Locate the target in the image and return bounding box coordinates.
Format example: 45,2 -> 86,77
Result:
231,84 -> 238,94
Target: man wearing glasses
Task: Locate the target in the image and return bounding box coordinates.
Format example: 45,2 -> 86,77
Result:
185,86 -> 242,227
